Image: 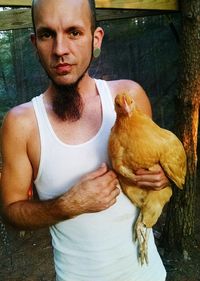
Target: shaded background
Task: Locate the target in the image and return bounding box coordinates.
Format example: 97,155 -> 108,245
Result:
0,14 -> 180,128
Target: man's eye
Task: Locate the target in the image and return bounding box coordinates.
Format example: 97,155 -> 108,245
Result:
43,32 -> 51,38
70,30 -> 80,38
37,31 -> 53,40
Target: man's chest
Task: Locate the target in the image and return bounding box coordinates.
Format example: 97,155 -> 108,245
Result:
28,97 -> 103,179
49,96 -> 103,145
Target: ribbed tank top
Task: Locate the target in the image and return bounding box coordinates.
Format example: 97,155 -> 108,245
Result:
32,79 -> 166,281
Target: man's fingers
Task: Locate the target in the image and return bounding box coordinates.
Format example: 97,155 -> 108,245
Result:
136,176 -> 169,190
135,173 -> 162,183
111,182 -> 121,195
105,187 -> 121,208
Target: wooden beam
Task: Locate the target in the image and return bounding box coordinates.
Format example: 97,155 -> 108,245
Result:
0,7 -> 178,31
0,0 -> 179,10
0,0 -> 31,6
95,0 -> 179,10
97,9 -> 174,21
0,8 -> 31,30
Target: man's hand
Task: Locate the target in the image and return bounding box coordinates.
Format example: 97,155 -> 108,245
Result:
134,164 -> 170,191
58,163 -> 120,218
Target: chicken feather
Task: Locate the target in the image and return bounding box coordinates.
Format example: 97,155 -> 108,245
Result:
108,93 -> 187,265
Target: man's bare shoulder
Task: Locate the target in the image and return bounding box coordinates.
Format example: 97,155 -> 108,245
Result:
107,79 -> 152,116
1,101 -> 36,137
4,101 -> 34,120
107,79 -> 144,98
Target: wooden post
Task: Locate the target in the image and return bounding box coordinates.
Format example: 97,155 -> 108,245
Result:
163,0 -> 200,255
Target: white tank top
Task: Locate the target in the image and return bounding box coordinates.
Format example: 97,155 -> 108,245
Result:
32,79 -> 166,281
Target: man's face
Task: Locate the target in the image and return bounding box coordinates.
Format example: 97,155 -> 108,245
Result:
32,0 -> 94,86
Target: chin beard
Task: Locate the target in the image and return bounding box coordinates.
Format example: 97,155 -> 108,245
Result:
38,46 -> 94,121
52,77 -> 84,121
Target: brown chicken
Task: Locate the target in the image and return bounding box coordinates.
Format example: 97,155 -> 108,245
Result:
108,93 -> 186,265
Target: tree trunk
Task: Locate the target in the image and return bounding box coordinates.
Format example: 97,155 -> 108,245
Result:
163,0 -> 200,254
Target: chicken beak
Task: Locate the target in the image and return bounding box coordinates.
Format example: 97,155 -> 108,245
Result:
123,96 -> 131,116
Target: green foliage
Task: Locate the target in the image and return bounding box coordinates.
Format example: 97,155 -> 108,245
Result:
0,30 -> 15,125
0,28 -> 48,126
0,31 -> 14,96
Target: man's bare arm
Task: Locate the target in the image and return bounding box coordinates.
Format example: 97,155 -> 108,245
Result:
0,108 -> 119,230
1,163 -> 119,230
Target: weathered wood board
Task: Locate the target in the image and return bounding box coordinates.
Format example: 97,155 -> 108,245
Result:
0,0 -> 178,10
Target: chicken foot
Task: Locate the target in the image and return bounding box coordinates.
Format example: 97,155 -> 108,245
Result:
134,213 -> 150,265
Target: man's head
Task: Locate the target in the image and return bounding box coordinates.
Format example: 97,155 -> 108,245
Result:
31,0 -> 97,35
31,0 -> 104,121
31,0 -> 103,85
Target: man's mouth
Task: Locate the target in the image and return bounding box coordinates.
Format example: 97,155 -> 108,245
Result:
55,63 -> 73,74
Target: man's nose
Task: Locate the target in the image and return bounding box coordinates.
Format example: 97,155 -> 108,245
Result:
53,34 -> 70,57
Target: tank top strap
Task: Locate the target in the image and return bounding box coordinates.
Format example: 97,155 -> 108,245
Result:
94,79 -> 115,113
32,94 -> 49,141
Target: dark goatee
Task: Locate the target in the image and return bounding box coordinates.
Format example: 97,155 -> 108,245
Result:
52,80 -> 83,122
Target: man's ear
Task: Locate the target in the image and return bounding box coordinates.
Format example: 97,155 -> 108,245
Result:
93,27 -> 104,50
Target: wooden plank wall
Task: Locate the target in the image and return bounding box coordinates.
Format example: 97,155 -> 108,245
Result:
0,0 -> 179,31
95,0 -> 178,10
0,8 -> 178,31
0,0 -> 179,10
0,0 -> 32,5
0,8 -> 32,30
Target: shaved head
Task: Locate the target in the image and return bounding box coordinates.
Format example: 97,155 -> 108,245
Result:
30,0 -> 102,121
31,0 -> 97,34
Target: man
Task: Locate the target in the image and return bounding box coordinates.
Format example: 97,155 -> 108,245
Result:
0,0 -> 168,280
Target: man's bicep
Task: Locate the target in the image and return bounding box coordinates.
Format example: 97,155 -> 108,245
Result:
130,82 -> 152,118
108,79 -> 152,118
1,158 -> 33,207
0,111 -> 33,207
